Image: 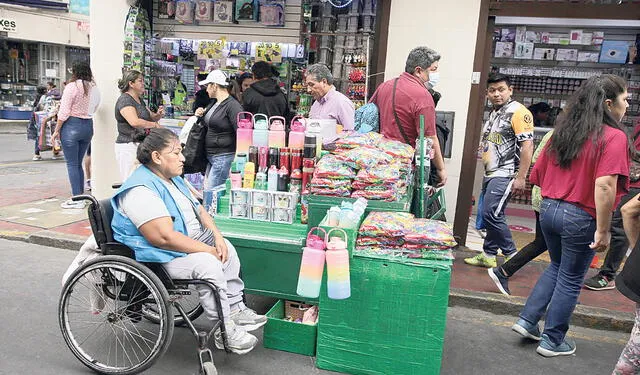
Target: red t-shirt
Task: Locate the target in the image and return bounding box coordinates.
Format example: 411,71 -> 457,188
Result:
630,121 -> 640,189
530,126 -> 629,218
371,72 -> 436,145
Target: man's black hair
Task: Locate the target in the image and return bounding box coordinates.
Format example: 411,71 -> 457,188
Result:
487,73 -> 512,87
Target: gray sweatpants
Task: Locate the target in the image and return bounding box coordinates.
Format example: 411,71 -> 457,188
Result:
162,238 -> 244,321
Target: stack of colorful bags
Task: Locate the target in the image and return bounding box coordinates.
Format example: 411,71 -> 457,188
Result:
355,211 -> 456,260
310,134 -> 415,201
310,154 -> 355,197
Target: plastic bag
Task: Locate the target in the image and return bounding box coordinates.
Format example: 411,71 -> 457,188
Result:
377,137 -> 414,160
313,154 -> 356,180
333,146 -> 392,170
335,132 -> 383,150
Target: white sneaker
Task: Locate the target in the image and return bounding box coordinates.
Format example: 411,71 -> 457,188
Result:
230,307 -> 267,332
60,199 -> 86,209
32,155 -> 42,161
214,320 -> 258,355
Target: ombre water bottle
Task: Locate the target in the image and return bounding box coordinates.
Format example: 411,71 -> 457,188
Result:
296,227 -> 327,299
325,228 -> 351,300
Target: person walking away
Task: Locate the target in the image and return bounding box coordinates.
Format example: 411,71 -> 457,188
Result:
115,70 -> 164,181
51,62 -> 97,209
306,63 -> 355,134
242,61 -> 290,121
111,128 -> 266,354
487,129 -> 553,295
370,46 -> 447,187
464,73 -> 534,268
194,70 -> 243,189
511,74 -> 630,357
584,119 -> 640,291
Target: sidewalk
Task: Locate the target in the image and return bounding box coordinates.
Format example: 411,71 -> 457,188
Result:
0,185 -> 634,332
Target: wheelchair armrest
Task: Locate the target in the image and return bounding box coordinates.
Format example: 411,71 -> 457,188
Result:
102,242 -> 135,258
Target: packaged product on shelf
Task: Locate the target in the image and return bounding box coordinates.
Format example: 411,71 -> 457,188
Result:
195,0 -> 213,21
313,154 -> 357,180
334,132 -> 383,150
358,211 -> 414,238
333,146 -> 393,169
376,137 -> 415,160
175,0 -> 195,24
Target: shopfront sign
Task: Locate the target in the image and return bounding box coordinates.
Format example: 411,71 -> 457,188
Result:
0,18 -> 17,33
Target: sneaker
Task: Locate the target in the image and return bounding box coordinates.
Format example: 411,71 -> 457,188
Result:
464,253 -> 497,268
32,155 -> 42,161
60,199 -> 86,209
230,307 -> 267,332
504,252 -> 516,263
511,318 -> 542,341
488,268 -> 511,296
584,274 -> 615,291
51,154 -> 62,160
536,334 -> 576,357
214,320 -> 258,355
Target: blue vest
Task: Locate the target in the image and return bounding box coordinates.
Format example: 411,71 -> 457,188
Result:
111,166 -> 199,263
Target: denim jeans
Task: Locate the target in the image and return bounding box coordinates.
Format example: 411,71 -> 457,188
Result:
475,191 -> 485,230
519,198 -> 596,345
60,117 -> 93,196
205,152 -> 235,189
481,177 -> 517,256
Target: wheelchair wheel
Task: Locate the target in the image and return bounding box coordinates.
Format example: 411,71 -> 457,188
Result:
202,361 -> 218,375
142,283 -> 204,326
59,256 -> 174,375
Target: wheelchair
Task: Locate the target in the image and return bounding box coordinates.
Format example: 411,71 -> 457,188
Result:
58,194 -> 229,375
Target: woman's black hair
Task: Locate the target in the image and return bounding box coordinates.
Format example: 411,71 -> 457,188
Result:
71,61 -> 93,96
236,72 -> 253,89
134,128 -> 179,166
118,70 -> 143,93
548,74 -> 629,168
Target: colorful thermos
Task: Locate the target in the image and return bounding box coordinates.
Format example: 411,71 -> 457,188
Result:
325,228 -> 351,300
288,115 -> 306,149
296,227 -> 327,299
268,116 -> 286,148
236,112 -> 254,154
253,113 -> 269,147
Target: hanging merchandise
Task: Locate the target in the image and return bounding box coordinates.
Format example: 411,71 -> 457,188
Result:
158,0 -> 176,19
256,43 -> 283,63
325,228 -> 351,300
179,39 -> 196,60
213,0 -> 234,23
175,0 -> 195,24
198,39 -> 226,59
260,0 -> 286,27
195,0 -> 213,21
235,0 -> 258,22
297,227 -> 327,299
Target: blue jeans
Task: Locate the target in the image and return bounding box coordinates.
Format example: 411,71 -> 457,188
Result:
481,177 -> 516,256
519,198 -> 596,345
206,153 -> 235,189
60,117 -> 93,196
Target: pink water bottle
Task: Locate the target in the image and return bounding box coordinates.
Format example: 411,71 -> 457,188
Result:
268,116 -> 286,148
288,115 -> 306,149
236,112 -> 254,154
325,228 -> 351,300
253,113 -> 269,147
296,227 -> 327,299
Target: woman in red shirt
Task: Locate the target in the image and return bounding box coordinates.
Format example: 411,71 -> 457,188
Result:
511,74 -> 630,357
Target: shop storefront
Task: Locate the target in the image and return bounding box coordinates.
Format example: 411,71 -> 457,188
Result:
0,2 -> 89,119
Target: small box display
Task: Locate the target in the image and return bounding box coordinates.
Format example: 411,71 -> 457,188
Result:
230,204 -> 249,218
251,205 -> 271,221
272,192 -> 298,210
231,189 -> 250,205
272,208 -> 295,224
252,191 -> 271,207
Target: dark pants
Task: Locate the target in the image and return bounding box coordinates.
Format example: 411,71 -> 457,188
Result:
520,198 -> 596,345
482,177 -> 517,256
501,211 -> 547,277
598,188 -> 640,279
60,117 -> 93,196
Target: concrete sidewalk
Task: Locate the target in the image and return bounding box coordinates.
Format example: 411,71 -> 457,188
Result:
0,185 -> 633,333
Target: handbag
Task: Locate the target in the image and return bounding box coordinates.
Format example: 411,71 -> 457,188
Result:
183,104 -> 213,175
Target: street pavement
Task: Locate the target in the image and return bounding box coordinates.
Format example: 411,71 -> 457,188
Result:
0,239 -> 630,375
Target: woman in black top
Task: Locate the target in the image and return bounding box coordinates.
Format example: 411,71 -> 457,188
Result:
114,70 -> 164,180
194,70 -> 243,188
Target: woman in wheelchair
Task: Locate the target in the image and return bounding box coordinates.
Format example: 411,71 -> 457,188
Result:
111,127 -> 266,355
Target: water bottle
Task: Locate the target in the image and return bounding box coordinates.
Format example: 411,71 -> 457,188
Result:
253,113 -> 269,147
325,228 -> 351,300
267,165 -> 279,191
288,115 -> 306,149
296,227 -> 327,299
352,197 -> 368,221
236,112 -> 254,154
230,162 -> 242,189
268,116 -> 286,148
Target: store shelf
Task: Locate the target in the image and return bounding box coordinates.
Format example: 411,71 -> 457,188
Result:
491,57 -> 630,69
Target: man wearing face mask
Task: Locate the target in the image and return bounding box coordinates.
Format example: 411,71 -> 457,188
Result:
370,46 -> 447,187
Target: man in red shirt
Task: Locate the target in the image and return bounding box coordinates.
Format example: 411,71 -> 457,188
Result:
584,119 -> 640,290
370,46 -> 447,187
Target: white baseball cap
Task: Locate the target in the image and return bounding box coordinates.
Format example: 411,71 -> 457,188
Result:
198,70 -> 229,87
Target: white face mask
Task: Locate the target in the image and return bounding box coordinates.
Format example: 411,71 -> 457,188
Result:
427,72 -> 440,88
